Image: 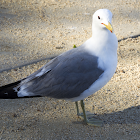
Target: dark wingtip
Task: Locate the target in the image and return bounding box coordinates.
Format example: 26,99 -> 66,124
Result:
0,80 -> 21,99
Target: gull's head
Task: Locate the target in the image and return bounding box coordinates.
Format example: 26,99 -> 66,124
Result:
92,9 -> 113,33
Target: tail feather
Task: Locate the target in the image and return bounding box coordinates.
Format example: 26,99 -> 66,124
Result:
0,80 -> 42,99
0,80 -> 21,99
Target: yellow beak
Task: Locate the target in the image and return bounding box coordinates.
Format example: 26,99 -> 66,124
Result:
102,22 -> 113,33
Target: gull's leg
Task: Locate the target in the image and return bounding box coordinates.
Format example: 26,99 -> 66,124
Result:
80,100 -> 88,123
80,100 -> 103,126
75,101 -> 88,119
75,101 -> 80,115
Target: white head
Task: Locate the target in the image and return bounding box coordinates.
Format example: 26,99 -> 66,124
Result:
92,9 -> 113,34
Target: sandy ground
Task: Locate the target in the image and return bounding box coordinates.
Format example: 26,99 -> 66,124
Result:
0,0 -> 140,71
0,0 -> 140,140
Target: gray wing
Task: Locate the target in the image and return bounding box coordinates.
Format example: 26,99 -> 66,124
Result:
18,46 -> 104,99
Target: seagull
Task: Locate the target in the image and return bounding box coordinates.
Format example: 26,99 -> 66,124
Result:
0,9 -> 118,126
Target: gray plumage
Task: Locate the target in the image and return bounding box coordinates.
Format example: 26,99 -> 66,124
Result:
0,9 -> 118,127
17,45 -> 104,99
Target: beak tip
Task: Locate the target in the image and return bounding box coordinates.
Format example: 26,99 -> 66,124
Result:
102,22 -> 113,33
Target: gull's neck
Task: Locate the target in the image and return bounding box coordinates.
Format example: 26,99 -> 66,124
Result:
92,23 -> 111,40
83,25 -> 118,71
84,26 -> 118,58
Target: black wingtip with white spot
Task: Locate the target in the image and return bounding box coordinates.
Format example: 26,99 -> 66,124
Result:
0,80 -> 42,99
0,80 -> 21,99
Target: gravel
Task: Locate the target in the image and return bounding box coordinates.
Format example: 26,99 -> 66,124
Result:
0,0 -> 140,140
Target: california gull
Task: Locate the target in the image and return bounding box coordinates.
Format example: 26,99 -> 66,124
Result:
0,9 -> 118,126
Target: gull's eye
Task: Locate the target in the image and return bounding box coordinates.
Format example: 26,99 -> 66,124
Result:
98,16 -> 100,19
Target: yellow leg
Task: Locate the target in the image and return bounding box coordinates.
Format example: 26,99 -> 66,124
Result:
75,100 -> 103,126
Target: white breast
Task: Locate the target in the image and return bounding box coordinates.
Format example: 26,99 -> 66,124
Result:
70,34 -> 118,102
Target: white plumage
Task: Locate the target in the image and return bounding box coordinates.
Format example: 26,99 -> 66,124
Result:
1,9 -> 118,126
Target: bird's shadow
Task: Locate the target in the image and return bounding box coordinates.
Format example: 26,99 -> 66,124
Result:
72,105 -> 140,125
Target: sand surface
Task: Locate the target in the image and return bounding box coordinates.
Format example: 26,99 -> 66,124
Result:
0,0 -> 140,140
